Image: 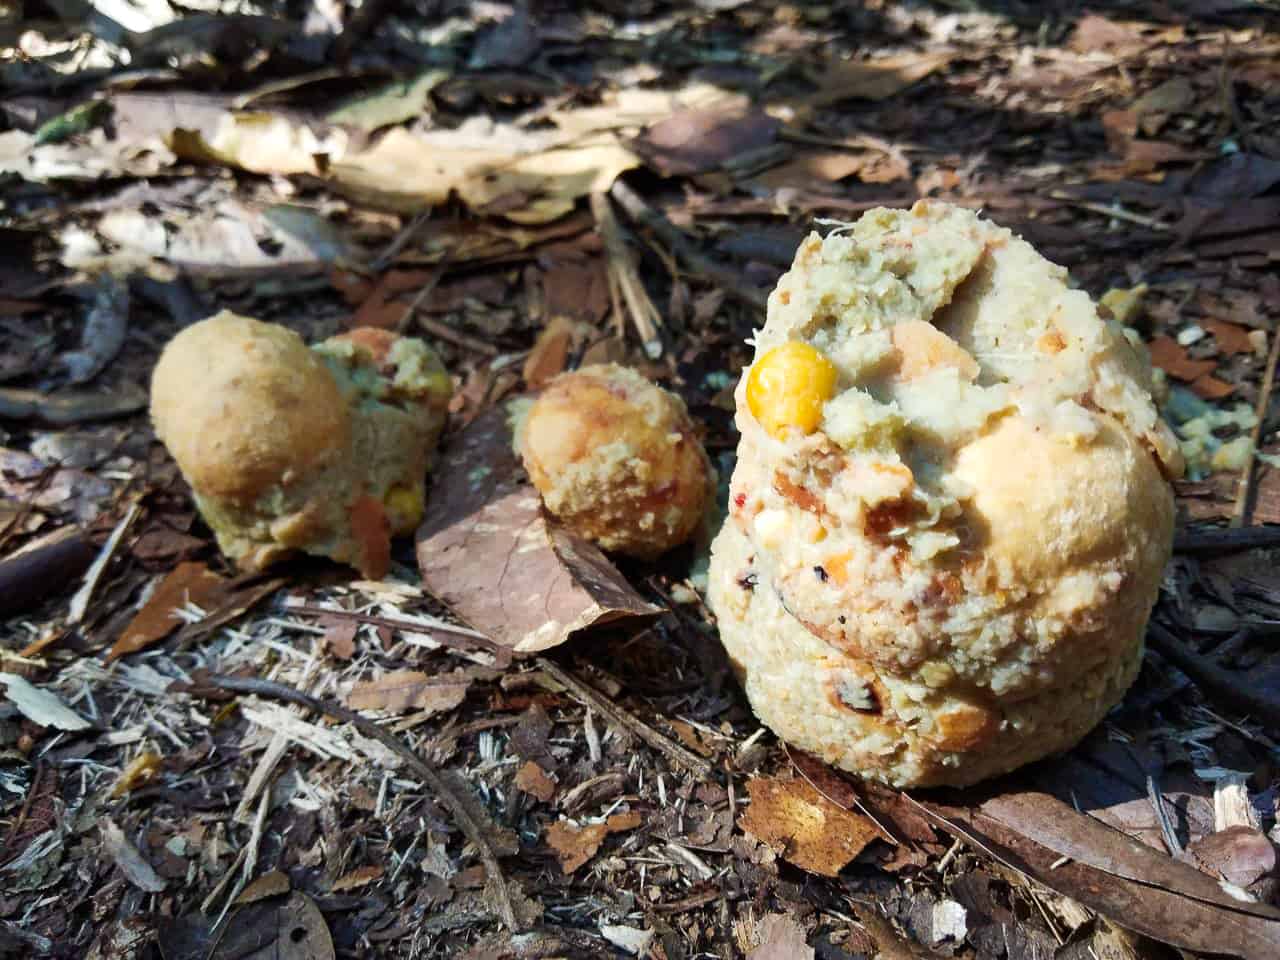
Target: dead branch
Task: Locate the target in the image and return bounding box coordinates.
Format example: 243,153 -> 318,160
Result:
187,672 -> 521,931
1174,524 -> 1280,553
1231,323 -> 1280,527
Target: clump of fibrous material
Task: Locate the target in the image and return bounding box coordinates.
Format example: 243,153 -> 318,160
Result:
708,201 -> 1182,788
517,363 -> 715,559
151,312 -> 450,578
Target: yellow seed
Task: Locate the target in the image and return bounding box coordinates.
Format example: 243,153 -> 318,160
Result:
746,342 -> 838,439
384,484 -> 424,534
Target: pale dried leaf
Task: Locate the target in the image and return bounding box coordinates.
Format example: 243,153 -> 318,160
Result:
0,673 -> 91,731
330,128 -> 639,222
600,925 -> 655,956
100,819 -> 166,892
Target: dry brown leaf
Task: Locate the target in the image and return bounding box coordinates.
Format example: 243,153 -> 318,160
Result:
320,617 -> 358,660
749,150 -> 874,192
748,913 -> 814,960
1190,373 -> 1237,400
346,669 -> 471,715
1132,77 -> 1197,135
1202,319 -> 1256,357
514,760 -> 557,803
522,316 -> 579,389
919,793 -> 1280,960
1188,826 -> 1277,888
234,870 -> 291,905
739,777 -> 879,877
331,864 -> 385,892
109,562 -> 228,662
1147,335 -> 1218,382
631,108 -> 780,176
416,406 -> 661,655
808,52 -> 953,106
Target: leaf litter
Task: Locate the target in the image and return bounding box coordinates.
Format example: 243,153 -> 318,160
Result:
4,2 -> 1280,958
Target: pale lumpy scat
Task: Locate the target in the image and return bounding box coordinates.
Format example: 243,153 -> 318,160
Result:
711,200 -> 1179,787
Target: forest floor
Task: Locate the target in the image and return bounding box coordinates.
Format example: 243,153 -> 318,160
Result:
3,1 -> 1280,958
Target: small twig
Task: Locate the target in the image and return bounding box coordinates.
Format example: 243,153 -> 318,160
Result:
1147,773 -> 1184,857
609,179 -> 768,312
373,212 -> 431,272
1230,323 -> 1280,527
1174,524 -> 1280,554
191,673 -> 520,931
413,311 -> 500,357
534,656 -> 718,781
68,502 -> 139,625
1148,621 -> 1280,730
287,604 -> 510,664
1047,191 -> 1171,232
591,191 -> 664,358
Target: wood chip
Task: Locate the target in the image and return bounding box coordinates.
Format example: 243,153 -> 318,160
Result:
514,761 -> 557,803
739,777 -> 879,877
346,669 -> 471,716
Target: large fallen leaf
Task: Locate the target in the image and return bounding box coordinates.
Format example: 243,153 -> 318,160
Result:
345,669 -> 471,715
551,84 -> 745,137
326,70 -> 448,131
416,405 -> 660,655
109,562 -> 228,662
330,128 -> 639,222
169,110 -> 345,175
807,52 -> 953,106
738,777 -> 879,877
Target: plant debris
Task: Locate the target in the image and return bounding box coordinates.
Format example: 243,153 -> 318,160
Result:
4,3 -> 1280,957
